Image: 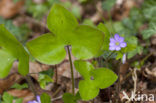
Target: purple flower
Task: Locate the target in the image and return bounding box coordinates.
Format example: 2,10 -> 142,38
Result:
109,34 -> 127,51
28,95 -> 41,103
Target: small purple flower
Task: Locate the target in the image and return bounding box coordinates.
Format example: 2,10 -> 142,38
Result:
109,34 -> 127,51
28,95 -> 41,103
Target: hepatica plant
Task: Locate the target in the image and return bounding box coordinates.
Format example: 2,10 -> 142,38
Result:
26,3 -> 118,101
0,3 -> 119,103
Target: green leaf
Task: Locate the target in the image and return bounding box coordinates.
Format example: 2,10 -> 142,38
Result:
75,92 -> 81,100
116,52 -> 123,60
79,80 -> 99,101
74,60 -> 118,100
82,19 -> 95,27
141,23 -> 156,39
0,49 -> 16,77
38,74 -> 53,89
2,92 -> 13,103
27,4 -> 104,65
0,24 -> 29,78
97,23 -> 110,51
40,93 -> 51,103
2,92 -> 23,103
90,68 -> 118,89
39,69 -> 54,77
26,33 -> 66,65
47,3 -> 78,41
15,98 -> 23,103
71,25 -> 104,59
127,46 -> 143,59
74,60 -> 94,80
63,92 -> 81,103
63,93 -> 75,103
143,0 -> 156,21
11,83 -> 28,90
63,93 -> 76,103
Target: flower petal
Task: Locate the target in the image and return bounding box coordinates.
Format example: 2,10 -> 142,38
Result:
28,102 -> 34,103
115,46 -> 121,51
114,34 -> 120,40
109,42 -> 115,46
120,42 -> 127,48
118,37 -> 124,42
36,96 -> 41,103
110,38 -> 116,43
109,46 -> 115,51
28,100 -> 38,103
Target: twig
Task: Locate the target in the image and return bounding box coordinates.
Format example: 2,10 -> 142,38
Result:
51,95 -> 62,102
132,68 -> 137,95
52,87 -> 62,97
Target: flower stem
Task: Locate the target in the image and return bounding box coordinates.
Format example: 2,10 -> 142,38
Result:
25,75 -> 37,96
116,66 -> 121,103
67,46 -> 75,95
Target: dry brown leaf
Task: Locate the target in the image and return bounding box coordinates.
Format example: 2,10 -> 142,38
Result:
7,89 -> 34,103
144,68 -> 156,82
0,0 -> 24,18
29,62 -> 50,80
0,73 -> 22,94
112,0 -> 136,20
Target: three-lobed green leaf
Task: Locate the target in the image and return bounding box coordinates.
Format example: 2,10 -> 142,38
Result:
0,24 -> 29,78
74,60 -> 118,100
27,4 -> 104,65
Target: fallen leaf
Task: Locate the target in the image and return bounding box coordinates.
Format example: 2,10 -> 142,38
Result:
0,0 -> 24,18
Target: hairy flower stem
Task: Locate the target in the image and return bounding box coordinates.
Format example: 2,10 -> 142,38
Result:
26,75 -> 37,96
67,46 -> 75,95
115,66 -> 121,103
